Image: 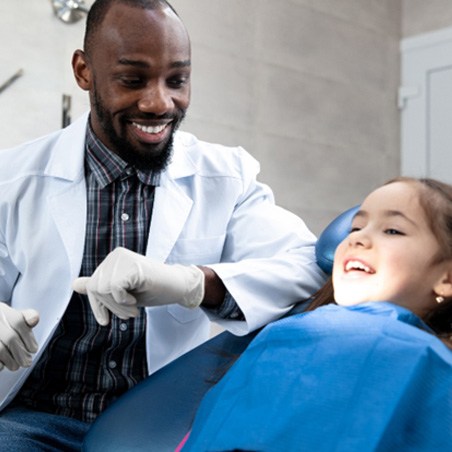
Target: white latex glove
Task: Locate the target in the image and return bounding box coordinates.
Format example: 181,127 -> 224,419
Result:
72,247 -> 205,326
0,302 -> 39,371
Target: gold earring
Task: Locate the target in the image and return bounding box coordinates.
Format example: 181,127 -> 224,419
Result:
436,295 -> 445,304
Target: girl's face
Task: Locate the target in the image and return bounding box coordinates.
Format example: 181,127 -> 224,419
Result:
333,181 -> 452,317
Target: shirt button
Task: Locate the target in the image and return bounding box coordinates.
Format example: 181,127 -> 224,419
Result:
108,360 -> 117,369
119,323 -> 128,332
121,212 -> 130,222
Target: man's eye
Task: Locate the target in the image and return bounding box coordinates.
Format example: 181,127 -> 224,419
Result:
168,77 -> 189,88
120,77 -> 143,87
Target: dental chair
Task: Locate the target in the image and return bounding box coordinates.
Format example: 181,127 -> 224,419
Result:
82,206 -> 358,452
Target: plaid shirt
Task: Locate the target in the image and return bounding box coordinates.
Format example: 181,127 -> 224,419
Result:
17,125 -> 158,422
16,124 -> 243,422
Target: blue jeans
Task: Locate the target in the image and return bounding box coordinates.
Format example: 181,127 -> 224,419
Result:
0,404 -> 91,451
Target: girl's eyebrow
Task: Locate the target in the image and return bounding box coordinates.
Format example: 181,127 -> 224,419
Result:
354,209 -> 417,226
384,210 -> 417,226
353,210 -> 366,220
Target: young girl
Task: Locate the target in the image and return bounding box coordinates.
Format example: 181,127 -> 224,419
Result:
180,177 -> 452,451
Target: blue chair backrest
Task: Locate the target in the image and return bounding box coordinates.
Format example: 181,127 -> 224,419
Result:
316,206 -> 359,274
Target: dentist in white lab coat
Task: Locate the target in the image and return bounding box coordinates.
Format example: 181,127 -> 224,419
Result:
0,0 -> 325,435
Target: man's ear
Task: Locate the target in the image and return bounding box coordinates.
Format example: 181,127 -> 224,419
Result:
72,49 -> 92,91
433,264 -> 452,299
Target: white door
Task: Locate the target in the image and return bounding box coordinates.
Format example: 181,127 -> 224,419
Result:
400,27 -> 452,184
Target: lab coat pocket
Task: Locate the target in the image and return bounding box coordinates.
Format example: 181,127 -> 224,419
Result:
167,234 -> 226,265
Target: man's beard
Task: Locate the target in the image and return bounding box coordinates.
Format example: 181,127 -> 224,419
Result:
92,88 -> 186,172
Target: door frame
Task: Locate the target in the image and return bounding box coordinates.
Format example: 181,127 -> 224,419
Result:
400,26 -> 452,180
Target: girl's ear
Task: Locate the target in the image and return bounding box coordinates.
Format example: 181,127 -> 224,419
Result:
433,265 -> 452,300
72,49 -> 92,91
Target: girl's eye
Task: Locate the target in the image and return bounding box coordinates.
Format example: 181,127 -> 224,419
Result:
384,228 -> 404,235
349,227 -> 361,233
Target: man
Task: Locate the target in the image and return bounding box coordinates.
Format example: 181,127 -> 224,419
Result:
0,0 -> 325,448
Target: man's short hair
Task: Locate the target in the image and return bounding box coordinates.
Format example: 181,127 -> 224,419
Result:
83,0 -> 178,57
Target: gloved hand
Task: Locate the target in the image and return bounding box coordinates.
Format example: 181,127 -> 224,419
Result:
0,302 -> 39,371
72,247 -> 205,326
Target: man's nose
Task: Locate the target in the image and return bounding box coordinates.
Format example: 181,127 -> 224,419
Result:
138,82 -> 173,115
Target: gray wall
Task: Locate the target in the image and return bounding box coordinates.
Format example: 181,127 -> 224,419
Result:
0,2 -> 89,148
172,0 -> 402,233
403,0 -> 452,37
2,1 -> 446,236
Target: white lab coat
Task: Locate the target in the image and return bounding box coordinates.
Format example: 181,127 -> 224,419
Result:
0,113 -> 325,409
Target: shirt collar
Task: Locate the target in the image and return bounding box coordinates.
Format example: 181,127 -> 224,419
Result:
85,122 -> 161,188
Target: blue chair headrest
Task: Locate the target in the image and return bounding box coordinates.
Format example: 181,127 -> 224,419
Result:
315,206 -> 359,275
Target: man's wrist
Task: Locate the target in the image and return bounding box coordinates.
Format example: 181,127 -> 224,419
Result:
197,266 -> 226,309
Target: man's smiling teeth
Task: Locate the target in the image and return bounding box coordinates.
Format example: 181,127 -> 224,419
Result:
345,260 -> 374,273
132,123 -> 167,134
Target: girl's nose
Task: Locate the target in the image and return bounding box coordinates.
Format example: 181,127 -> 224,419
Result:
348,229 -> 371,248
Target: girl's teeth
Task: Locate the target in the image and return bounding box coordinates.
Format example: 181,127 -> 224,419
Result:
345,260 -> 372,273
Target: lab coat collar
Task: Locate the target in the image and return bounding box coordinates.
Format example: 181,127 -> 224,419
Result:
145,132 -> 201,261
44,112 -> 89,182
164,130 -> 199,180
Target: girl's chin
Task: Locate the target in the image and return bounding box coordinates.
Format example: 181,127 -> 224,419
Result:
334,292 -> 370,307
